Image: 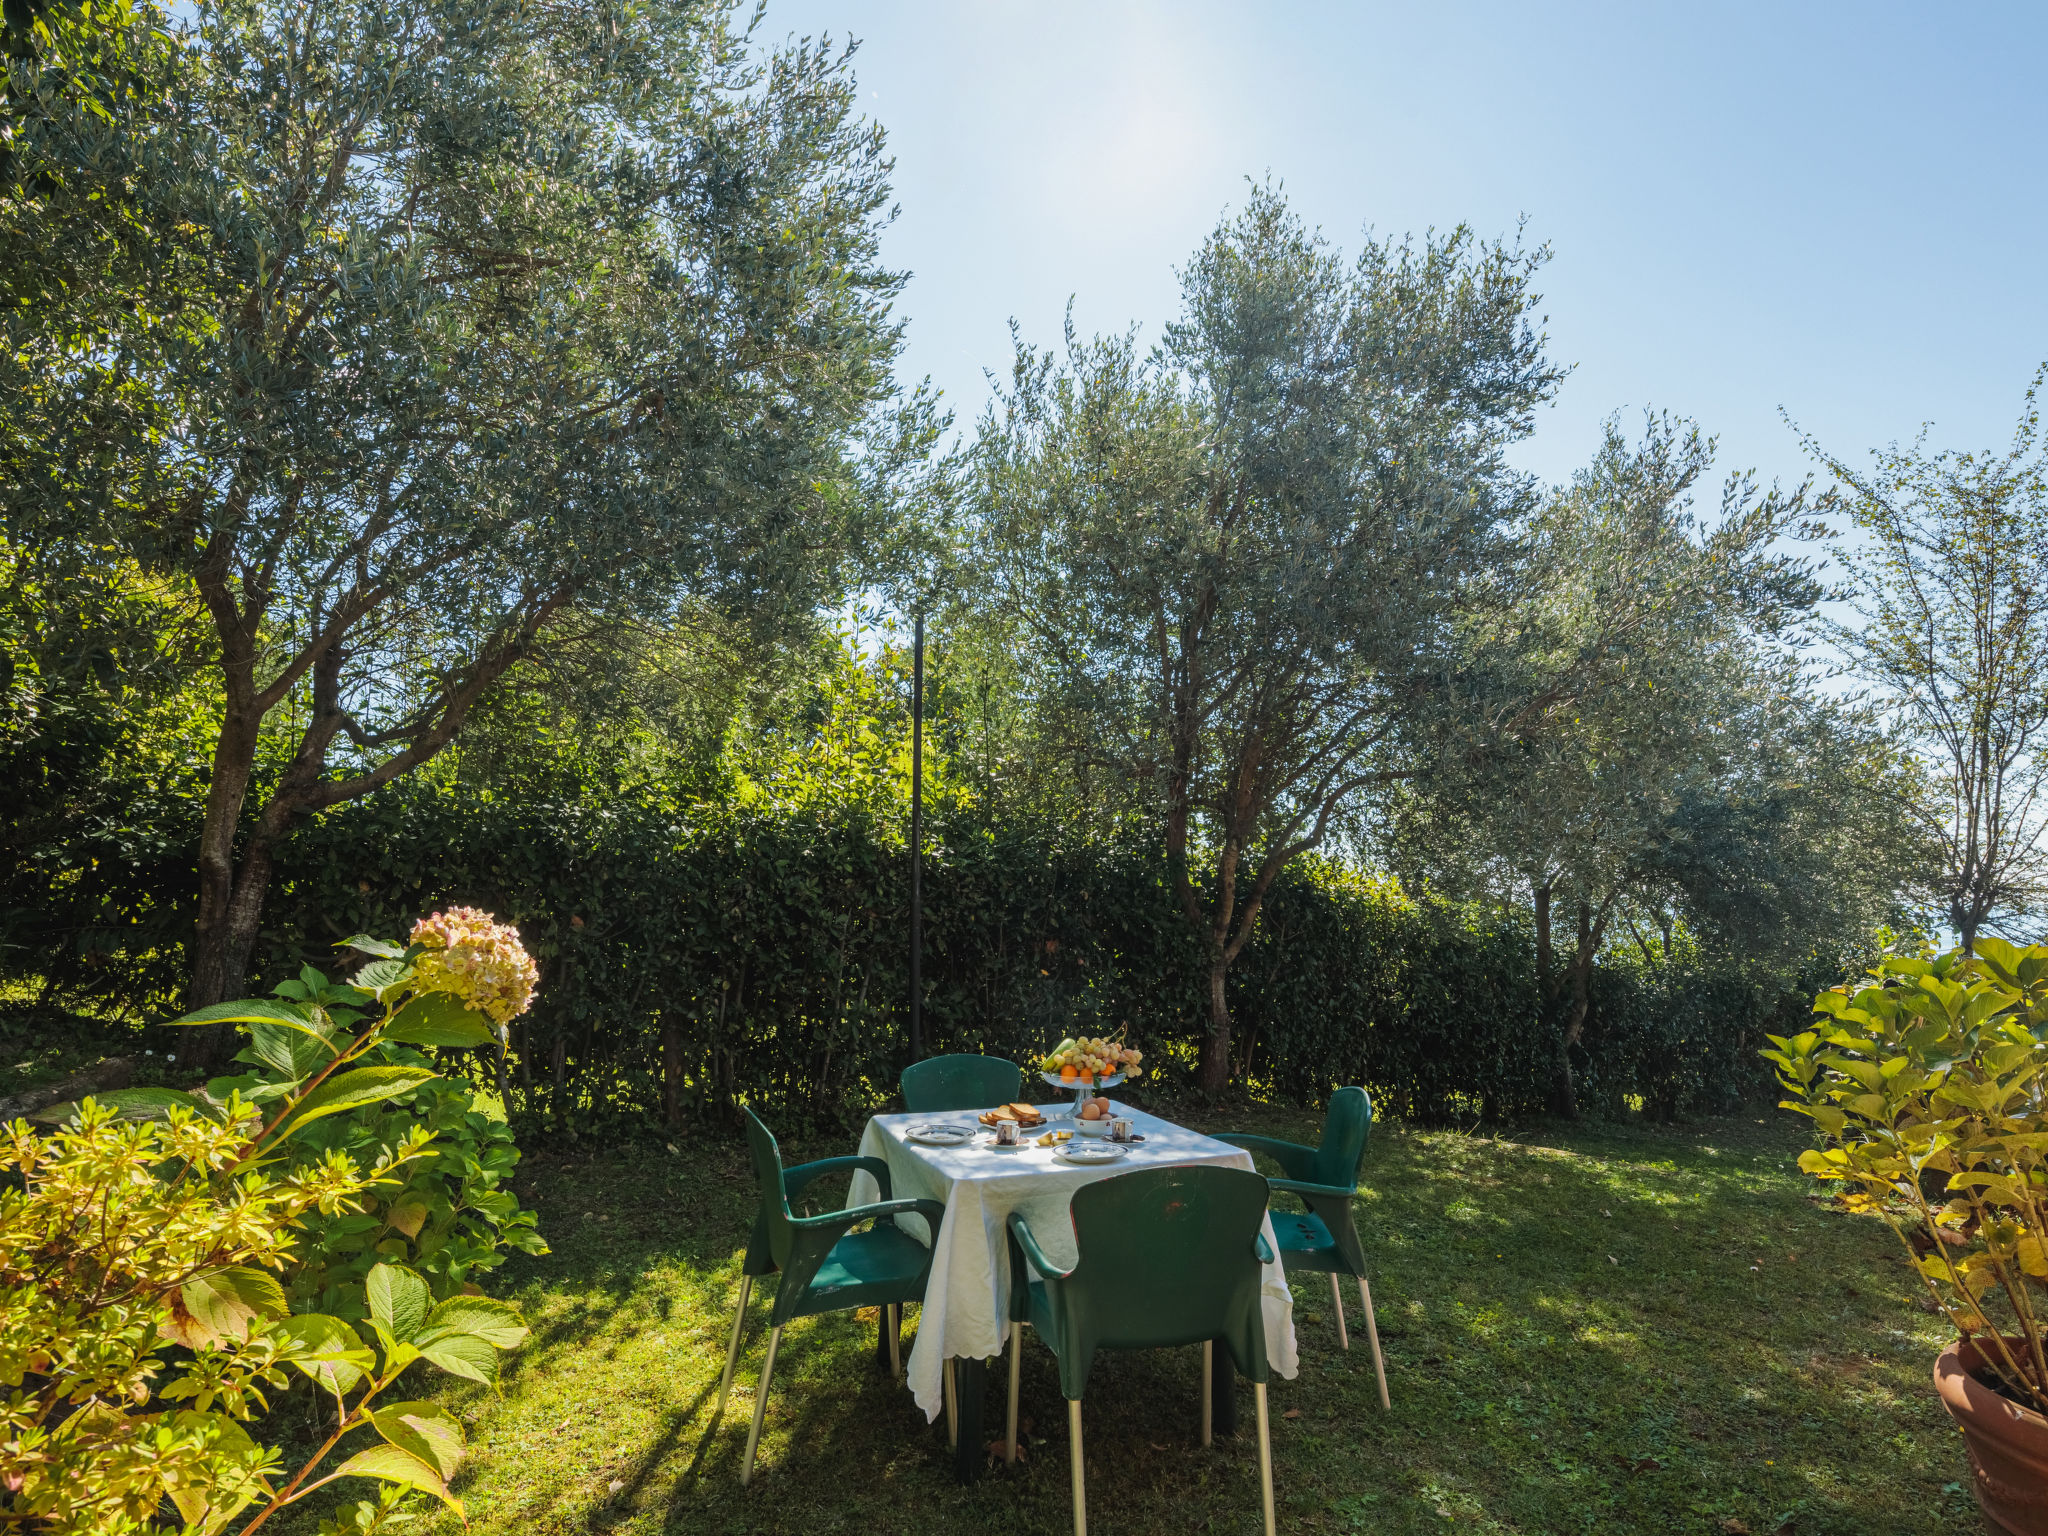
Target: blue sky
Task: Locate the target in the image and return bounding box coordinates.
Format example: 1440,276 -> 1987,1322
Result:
767,0 -> 2048,498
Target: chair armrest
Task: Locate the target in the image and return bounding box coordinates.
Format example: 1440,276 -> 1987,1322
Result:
1213,1132 -> 1318,1183
1256,1230 -> 1275,1265
1268,1177 -> 1357,1202
785,1154 -> 893,1202
1006,1210 -> 1076,1281
792,1196 -> 946,1240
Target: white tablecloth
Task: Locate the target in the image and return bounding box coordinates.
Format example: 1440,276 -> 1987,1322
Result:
845,1100 -> 1299,1421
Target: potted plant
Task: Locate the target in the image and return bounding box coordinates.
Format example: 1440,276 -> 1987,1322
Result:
1767,939 -> 2048,1535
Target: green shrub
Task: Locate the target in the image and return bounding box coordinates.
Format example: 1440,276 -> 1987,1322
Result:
281,1053 -> 545,1319
259,786 -> 1818,1132
0,917 -> 542,1536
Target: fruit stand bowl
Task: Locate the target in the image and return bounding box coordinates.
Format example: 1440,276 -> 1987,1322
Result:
1042,1069 -> 1123,1116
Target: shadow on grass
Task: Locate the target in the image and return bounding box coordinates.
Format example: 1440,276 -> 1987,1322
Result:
279,1113 -> 1987,1536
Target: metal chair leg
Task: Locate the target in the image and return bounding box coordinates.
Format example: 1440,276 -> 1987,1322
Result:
1329,1271 -> 1350,1351
1208,1334 -> 1237,1435
1201,1340 -> 1213,1446
741,1323 -> 782,1485
889,1303 -> 902,1382
1067,1398 -> 1088,1536
1006,1326 -> 1023,1464
945,1357 -> 958,1449
1358,1274 -> 1390,1409
1253,1382 -> 1276,1536
716,1274 -> 752,1418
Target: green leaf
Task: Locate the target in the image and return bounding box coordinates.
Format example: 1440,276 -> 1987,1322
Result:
277,1067 -> 439,1141
384,993 -> 494,1048
163,1413 -> 262,1529
328,1443 -> 463,1515
387,1194 -> 432,1239
200,1074 -> 296,1108
1977,937 -> 2023,975
275,1313 -> 376,1393
165,1266 -> 286,1348
370,1400 -> 465,1483
420,1295 -> 528,1350
366,1263 -> 432,1344
239,1019 -> 341,1080
340,935 -> 407,959
353,958 -> 416,996
32,1087 -> 204,1124
418,1331 -> 498,1386
166,999 -> 326,1036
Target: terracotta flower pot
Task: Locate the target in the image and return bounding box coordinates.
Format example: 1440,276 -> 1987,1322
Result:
1936,1336 -> 2048,1534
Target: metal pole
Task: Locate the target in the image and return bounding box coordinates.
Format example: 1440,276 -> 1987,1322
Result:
909,611 -> 924,1061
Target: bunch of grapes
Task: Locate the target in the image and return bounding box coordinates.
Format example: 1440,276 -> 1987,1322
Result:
1042,1034 -> 1143,1084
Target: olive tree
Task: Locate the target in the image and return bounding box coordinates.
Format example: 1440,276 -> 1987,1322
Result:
1403,416 -> 1919,1115
1799,376 -> 2048,952
972,186 -> 1562,1092
2,0 -> 909,1060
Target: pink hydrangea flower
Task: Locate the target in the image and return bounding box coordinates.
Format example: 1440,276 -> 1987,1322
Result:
409,907 -> 538,1027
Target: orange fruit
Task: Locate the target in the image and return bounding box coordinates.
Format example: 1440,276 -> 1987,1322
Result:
1060,1064 -> 1077,1082
1078,1070 -> 1094,1085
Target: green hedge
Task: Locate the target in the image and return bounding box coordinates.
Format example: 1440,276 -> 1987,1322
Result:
258,785 -> 1797,1133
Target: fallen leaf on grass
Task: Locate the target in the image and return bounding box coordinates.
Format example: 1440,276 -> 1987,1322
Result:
985,1439 -> 1023,1463
1719,1520 -> 1751,1534
1629,1456 -> 1663,1473
1283,1408 -> 1302,1419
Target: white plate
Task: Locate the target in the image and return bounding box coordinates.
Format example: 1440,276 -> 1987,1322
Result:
906,1124 -> 975,1147
1054,1142 -> 1131,1165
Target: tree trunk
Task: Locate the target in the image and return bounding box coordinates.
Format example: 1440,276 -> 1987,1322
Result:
0,1056 -> 133,1119
1549,973 -> 1590,1119
187,691 -> 280,1075
1548,901 -> 1601,1120
187,835 -> 278,1072
1198,948 -> 1232,1095
187,703 -> 264,1069
661,1012 -> 683,1129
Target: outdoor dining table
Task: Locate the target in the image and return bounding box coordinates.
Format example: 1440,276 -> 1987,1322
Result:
845,1099 -> 1300,1481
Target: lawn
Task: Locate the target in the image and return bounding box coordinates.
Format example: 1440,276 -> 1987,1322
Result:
277,1105 -> 1980,1536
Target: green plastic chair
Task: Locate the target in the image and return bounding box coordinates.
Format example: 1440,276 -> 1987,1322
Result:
718,1108 -> 946,1484
1004,1165 -> 1278,1536
900,1053 -> 1023,1112
1217,1085 -> 1389,1408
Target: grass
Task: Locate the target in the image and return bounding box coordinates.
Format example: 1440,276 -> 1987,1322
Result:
278,1105 -> 1982,1536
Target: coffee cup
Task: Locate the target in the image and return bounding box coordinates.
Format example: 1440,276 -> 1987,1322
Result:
995,1120 -> 1020,1146
1110,1118 -> 1134,1142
